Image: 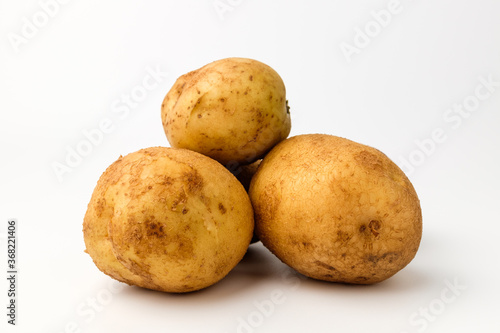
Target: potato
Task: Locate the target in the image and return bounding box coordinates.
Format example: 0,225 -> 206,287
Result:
228,159 -> 262,243
83,147 -> 254,293
161,57 -> 291,166
230,159 -> 262,192
249,134 -> 422,284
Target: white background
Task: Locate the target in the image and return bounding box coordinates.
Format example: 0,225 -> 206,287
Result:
1,0 -> 499,332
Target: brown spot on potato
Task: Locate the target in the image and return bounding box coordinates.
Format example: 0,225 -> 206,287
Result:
355,150 -> 384,172
365,252 -> 399,264
369,220 -> 381,237
336,230 -> 351,243
315,260 -> 336,271
158,175 -> 174,186
218,203 -> 226,214
171,191 -> 188,211
146,222 -> 166,238
249,75 -> 253,81
183,170 -> 204,193
354,276 -> 369,282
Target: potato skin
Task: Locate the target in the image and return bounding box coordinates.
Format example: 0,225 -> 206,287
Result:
161,58 -> 291,166
83,147 -> 254,293
228,159 -> 262,243
230,159 -> 262,192
249,134 -> 422,284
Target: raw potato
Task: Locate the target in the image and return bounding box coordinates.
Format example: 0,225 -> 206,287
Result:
83,147 -> 254,293
229,159 -> 262,243
249,134 -> 422,284
231,159 -> 262,192
161,57 -> 291,166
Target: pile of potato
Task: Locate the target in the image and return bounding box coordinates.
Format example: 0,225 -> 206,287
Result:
83,58 -> 422,293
